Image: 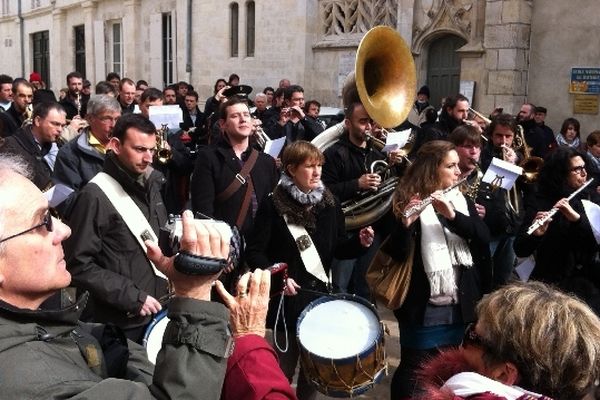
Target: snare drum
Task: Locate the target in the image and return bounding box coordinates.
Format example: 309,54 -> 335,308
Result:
296,294 -> 387,397
143,310 -> 169,364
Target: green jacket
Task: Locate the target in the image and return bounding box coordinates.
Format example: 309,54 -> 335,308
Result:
0,292 -> 231,399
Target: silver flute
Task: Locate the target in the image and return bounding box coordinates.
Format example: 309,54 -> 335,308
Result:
526,178 -> 594,235
402,177 -> 468,218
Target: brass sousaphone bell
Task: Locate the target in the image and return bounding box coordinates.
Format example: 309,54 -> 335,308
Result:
312,26 -> 417,230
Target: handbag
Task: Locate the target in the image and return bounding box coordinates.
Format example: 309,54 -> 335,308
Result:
366,236 -> 414,310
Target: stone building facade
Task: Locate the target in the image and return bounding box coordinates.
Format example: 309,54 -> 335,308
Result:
0,0 -> 597,133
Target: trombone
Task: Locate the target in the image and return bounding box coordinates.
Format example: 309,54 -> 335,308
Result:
465,108 -> 489,142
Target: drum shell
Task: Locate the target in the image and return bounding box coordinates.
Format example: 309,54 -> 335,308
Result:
296,294 -> 387,397
143,309 -> 170,364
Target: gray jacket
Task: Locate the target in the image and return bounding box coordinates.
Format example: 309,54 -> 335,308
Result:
0,293 -> 231,399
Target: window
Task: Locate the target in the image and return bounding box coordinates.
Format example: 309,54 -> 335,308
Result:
230,3 -> 239,57
74,25 -> 86,76
109,21 -> 123,76
2,0 -> 9,16
31,31 -> 49,86
162,13 -> 174,87
246,1 -> 255,57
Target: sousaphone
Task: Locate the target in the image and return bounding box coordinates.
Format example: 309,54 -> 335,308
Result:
312,25 -> 416,230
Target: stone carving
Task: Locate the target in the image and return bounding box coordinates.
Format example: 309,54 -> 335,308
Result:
319,0 -> 398,37
413,0 -> 474,53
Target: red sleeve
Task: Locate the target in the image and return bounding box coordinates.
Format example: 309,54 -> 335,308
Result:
220,334 -> 297,400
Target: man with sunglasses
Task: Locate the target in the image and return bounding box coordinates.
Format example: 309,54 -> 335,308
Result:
0,156 -> 296,398
64,113 -> 169,343
0,101 -> 66,190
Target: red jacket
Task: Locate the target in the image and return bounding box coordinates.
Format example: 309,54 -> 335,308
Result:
221,334 -> 297,400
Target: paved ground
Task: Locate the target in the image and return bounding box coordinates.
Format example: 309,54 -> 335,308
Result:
270,302 -> 400,400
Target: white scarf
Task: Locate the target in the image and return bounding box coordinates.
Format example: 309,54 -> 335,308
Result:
442,372 -> 546,399
420,189 -> 473,305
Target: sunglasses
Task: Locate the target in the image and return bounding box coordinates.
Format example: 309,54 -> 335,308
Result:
0,209 -> 55,244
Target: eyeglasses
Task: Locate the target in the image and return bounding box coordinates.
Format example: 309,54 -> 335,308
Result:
0,209 -> 54,244
571,165 -> 586,175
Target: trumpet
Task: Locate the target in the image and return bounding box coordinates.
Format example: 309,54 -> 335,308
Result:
155,123 -> 172,164
254,125 -> 271,150
526,178 -> 594,235
402,176 -> 468,218
21,104 -> 33,127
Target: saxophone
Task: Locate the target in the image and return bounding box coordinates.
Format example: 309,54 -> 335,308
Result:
464,158 -> 483,202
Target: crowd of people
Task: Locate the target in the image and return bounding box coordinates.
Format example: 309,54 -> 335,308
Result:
0,68 -> 600,400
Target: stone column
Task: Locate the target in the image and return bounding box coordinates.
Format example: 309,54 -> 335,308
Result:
81,1 -> 96,83
398,0 -> 416,45
50,8 -> 65,90
484,0 -> 532,114
122,0 -> 140,79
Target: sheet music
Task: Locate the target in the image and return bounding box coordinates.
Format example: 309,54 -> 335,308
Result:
263,137 -> 286,159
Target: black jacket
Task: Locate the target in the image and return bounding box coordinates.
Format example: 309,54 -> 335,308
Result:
0,104 -> 25,138
322,133 -> 386,202
59,96 -> 80,120
412,111 -> 461,155
190,137 -> 279,235
64,153 -> 169,331
0,125 -> 53,190
520,119 -> 556,159
388,199 -> 492,325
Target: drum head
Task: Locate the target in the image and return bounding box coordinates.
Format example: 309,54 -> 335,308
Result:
143,310 -> 169,364
297,297 -> 380,359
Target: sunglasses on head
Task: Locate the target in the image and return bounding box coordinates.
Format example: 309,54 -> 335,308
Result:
0,208 -> 56,244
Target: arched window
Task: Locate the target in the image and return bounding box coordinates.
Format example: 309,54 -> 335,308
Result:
246,1 -> 255,57
230,3 -> 239,57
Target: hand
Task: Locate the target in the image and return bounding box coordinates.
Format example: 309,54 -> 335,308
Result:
278,108 -> 291,125
283,277 -> 300,296
215,86 -> 230,102
139,295 -> 162,317
555,198 -> 580,222
463,119 -> 483,134
359,226 -> 375,247
431,190 -> 456,220
215,270 -> 270,338
475,203 -> 486,218
531,211 -> 552,236
289,105 -> 305,119
501,145 -> 517,164
145,210 -> 229,301
358,173 -> 381,191
388,149 -> 406,165
401,195 -> 422,228
69,115 -> 87,131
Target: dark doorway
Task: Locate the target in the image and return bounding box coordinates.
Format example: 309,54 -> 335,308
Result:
426,35 -> 466,109
32,30 -> 50,87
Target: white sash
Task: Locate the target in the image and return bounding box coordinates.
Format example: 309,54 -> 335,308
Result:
89,172 -> 167,280
283,215 -> 328,283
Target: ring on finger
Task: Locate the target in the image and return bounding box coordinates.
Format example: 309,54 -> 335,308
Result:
238,292 -> 247,298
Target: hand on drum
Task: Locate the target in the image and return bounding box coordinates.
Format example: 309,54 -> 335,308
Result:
145,210 -> 229,301
214,270 -> 271,338
140,295 -> 162,317
283,277 -> 300,296
359,226 -> 374,247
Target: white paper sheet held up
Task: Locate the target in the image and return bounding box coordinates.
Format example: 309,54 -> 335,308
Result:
44,184 -> 74,207
148,105 -> 183,130
263,137 -> 286,159
582,199 -> 600,244
381,128 -> 411,153
482,157 -> 523,190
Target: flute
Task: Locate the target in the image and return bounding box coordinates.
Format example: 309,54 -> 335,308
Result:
402,177 -> 468,218
526,178 -> 594,235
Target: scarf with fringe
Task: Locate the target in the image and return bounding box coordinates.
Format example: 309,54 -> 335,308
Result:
555,133 -> 580,149
420,189 -> 473,305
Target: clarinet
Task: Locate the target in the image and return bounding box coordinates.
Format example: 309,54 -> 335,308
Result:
526,178 -> 594,235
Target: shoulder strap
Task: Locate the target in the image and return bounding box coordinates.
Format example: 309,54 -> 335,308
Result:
89,172 -> 166,279
216,148 -> 259,202
283,215 -> 328,283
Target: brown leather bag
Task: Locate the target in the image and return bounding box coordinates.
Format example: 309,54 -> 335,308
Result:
366,237 -> 414,310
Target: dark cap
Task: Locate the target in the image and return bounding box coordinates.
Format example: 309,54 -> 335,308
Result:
417,85 -> 430,97
83,79 -> 91,88
534,106 -> 547,114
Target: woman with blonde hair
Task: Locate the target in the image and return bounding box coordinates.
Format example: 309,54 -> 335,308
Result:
387,140 -> 492,399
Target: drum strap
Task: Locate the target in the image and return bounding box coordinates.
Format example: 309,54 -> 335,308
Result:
283,216 -> 328,283
89,172 -> 166,280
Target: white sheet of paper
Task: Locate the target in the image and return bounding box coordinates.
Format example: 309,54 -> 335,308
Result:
148,105 -> 183,130
482,157 -> 523,190
582,199 -> 600,244
381,128 -> 411,153
515,255 -> 535,282
44,183 -> 74,207
263,136 -> 286,159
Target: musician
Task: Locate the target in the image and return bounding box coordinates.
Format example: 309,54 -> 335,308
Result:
267,85 -> 322,142
252,92 -> 273,126
412,94 -> 478,155
180,90 -> 205,136
480,114 -> 530,285
245,140 -> 374,400
64,114 -> 169,343
0,79 -> 33,138
0,158 -> 294,398
0,102 -> 66,190
517,103 -> 556,159
163,86 -> 177,105
117,78 -> 137,114
514,147 -> 600,313
388,140 -> 491,398
321,93 -> 400,298
58,71 -> 85,121
53,95 -> 122,216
